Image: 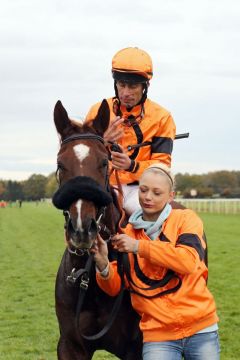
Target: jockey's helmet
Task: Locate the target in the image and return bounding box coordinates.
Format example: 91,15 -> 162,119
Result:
112,47 -> 153,84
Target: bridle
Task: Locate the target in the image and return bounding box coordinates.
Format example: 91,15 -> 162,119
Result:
63,207 -> 113,257
57,132 -> 109,190
61,133 -> 105,145
56,132 -> 113,254
55,131 -> 124,340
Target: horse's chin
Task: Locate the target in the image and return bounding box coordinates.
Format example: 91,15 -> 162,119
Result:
69,237 -> 94,251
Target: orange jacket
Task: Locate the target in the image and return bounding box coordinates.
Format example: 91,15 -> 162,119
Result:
96,208 -> 219,342
85,98 -> 176,185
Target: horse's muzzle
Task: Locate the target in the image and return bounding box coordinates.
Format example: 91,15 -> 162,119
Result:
67,217 -> 98,249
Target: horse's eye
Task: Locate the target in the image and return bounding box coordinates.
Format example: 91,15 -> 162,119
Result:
56,163 -> 66,184
57,161 -> 66,171
102,159 -> 108,167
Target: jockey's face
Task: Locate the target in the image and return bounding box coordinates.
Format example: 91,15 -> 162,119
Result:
139,172 -> 174,222
116,81 -> 143,108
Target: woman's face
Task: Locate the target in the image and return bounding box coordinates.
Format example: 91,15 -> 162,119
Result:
139,171 -> 174,221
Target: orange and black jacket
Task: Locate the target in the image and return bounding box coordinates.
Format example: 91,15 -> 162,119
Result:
96,208 -> 219,342
85,98 -> 176,185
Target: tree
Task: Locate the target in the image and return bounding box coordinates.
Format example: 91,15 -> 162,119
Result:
175,173 -> 203,192
2,181 -> 24,201
22,174 -> 47,200
45,172 -> 58,198
0,181 -> 6,198
204,171 -> 238,197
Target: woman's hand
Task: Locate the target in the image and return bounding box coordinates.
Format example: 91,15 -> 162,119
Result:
112,234 -> 139,253
91,234 -> 109,272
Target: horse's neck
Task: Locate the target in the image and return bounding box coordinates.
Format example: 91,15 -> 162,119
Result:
104,202 -> 121,235
56,250 -> 102,308
62,248 -> 90,274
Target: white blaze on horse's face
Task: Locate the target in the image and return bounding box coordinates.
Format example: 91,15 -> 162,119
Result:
75,199 -> 83,232
73,144 -> 90,168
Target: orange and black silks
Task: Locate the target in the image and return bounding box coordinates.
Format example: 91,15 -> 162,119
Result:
85,97 -> 176,186
96,208 -> 219,342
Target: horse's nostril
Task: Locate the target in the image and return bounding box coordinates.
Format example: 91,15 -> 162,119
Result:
66,216 -> 98,249
88,219 -> 98,240
67,218 -> 75,233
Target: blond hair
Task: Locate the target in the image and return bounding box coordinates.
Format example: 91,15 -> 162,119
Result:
142,163 -> 175,190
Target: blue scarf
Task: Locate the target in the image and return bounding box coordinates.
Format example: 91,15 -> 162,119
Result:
129,203 -> 172,240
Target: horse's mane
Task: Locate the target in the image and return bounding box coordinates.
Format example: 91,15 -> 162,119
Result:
110,186 -> 122,215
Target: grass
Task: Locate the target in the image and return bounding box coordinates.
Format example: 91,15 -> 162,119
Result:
0,202 -> 239,359
200,213 -> 240,359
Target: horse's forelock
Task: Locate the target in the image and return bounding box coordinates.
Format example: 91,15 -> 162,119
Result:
60,122 -> 97,142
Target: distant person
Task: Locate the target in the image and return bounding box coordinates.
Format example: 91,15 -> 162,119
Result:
18,199 -> 22,208
0,200 -> 7,208
85,47 -> 176,215
92,164 -> 220,360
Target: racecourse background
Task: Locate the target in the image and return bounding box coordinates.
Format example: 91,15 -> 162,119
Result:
0,202 -> 239,359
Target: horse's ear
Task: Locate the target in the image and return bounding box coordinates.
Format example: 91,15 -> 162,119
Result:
54,100 -> 71,136
91,99 -> 110,136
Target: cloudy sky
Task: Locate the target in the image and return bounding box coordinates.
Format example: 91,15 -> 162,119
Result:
1,0 -> 240,181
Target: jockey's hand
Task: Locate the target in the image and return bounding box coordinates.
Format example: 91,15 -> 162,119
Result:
112,234 -> 139,253
91,234 -> 109,271
111,145 -> 132,170
104,116 -> 124,143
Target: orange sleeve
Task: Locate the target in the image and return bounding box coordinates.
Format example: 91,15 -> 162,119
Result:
150,112 -> 176,166
85,102 -> 102,123
138,211 -> 204,274
96,260 -> 122,296
124,112 -> 176,180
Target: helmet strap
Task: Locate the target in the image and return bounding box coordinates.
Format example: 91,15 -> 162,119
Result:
112,97 -> 145,127
114,80 -> 119,101
139,83 -> 148,105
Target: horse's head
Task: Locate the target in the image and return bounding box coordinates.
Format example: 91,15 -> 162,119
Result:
52,99 -> 113,252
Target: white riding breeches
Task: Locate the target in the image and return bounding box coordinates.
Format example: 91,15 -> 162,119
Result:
121,184 -> 141,215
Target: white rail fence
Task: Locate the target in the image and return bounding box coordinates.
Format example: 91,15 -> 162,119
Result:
176,199 -> 240,214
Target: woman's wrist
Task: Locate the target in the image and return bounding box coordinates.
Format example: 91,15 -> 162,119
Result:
133,240 -> 139,254
96,260 -> 109,277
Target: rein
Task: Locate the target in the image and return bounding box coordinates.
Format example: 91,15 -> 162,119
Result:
126,132 -> 189,151
66,243 -> 125,341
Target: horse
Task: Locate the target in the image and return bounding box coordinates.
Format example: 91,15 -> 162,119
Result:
52,99 -> 143,360
52,100 -> 208,359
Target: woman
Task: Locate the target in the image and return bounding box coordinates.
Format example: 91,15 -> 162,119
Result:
92,164 -> 220,360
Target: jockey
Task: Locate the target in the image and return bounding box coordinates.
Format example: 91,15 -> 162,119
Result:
85,47 -> 176,215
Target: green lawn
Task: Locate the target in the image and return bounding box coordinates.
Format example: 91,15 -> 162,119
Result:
0,202 -> 239,359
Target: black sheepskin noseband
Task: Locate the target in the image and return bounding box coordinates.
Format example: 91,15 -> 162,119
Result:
52,176 -> 113,210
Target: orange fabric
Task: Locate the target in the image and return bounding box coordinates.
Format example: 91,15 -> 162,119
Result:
85,98 -> 176,186
96,208 -> 219,342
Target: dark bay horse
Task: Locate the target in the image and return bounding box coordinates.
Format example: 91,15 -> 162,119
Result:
52,100 -> 142,360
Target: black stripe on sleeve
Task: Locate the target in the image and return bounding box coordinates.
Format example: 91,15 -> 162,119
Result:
177,233 -> 205,261
151,136 -> 173,154
159,233 -> 171,242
